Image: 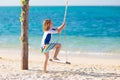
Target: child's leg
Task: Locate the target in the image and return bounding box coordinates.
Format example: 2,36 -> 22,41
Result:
44,52 -> 49,73
53,43 -> 61,59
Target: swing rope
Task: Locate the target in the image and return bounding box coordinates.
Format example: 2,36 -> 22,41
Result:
57,0 -> 68,42
63,0 -> 68,22
57,0 -> 68,62
64,0 -> 68,62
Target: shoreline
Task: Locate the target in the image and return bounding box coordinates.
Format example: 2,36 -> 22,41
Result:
0,47 -> 120,63
0,47 -> 120,66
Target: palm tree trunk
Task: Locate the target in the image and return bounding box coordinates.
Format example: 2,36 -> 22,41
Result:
20,0 -> 29,70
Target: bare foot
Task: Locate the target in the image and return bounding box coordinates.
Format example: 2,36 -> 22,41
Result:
53,58 -> 60,61
43,71 -> 49,74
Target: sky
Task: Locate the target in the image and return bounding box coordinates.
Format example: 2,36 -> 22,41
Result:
0,0 -> 120,6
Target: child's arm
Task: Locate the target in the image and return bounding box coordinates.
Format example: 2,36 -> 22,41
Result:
57,22 -> 66,33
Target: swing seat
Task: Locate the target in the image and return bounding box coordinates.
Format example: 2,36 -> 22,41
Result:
49,59 -> 71,64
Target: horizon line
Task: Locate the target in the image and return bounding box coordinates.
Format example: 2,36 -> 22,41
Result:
0,5 -> 120,7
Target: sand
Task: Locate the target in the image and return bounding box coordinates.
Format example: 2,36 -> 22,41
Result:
0,48 -> 120,80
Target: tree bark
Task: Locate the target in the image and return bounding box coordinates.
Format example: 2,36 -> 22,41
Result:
21,0 -> 29,70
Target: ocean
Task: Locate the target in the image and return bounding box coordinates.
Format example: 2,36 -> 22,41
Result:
0,6 -> 120,55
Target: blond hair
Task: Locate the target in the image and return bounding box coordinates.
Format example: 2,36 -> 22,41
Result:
43,19 -> 51,31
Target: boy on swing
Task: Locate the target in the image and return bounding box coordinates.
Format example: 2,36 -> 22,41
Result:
41,19 -> 66,73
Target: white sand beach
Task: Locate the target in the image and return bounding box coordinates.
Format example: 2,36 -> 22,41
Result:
0,48 -> 120,80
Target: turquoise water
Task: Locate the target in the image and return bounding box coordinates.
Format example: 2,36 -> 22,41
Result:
0,6 -> 120,54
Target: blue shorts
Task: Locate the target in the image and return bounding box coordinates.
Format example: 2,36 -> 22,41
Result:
40,43 -> 56,53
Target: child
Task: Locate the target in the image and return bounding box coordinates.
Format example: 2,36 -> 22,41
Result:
41,19 -> 66,73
